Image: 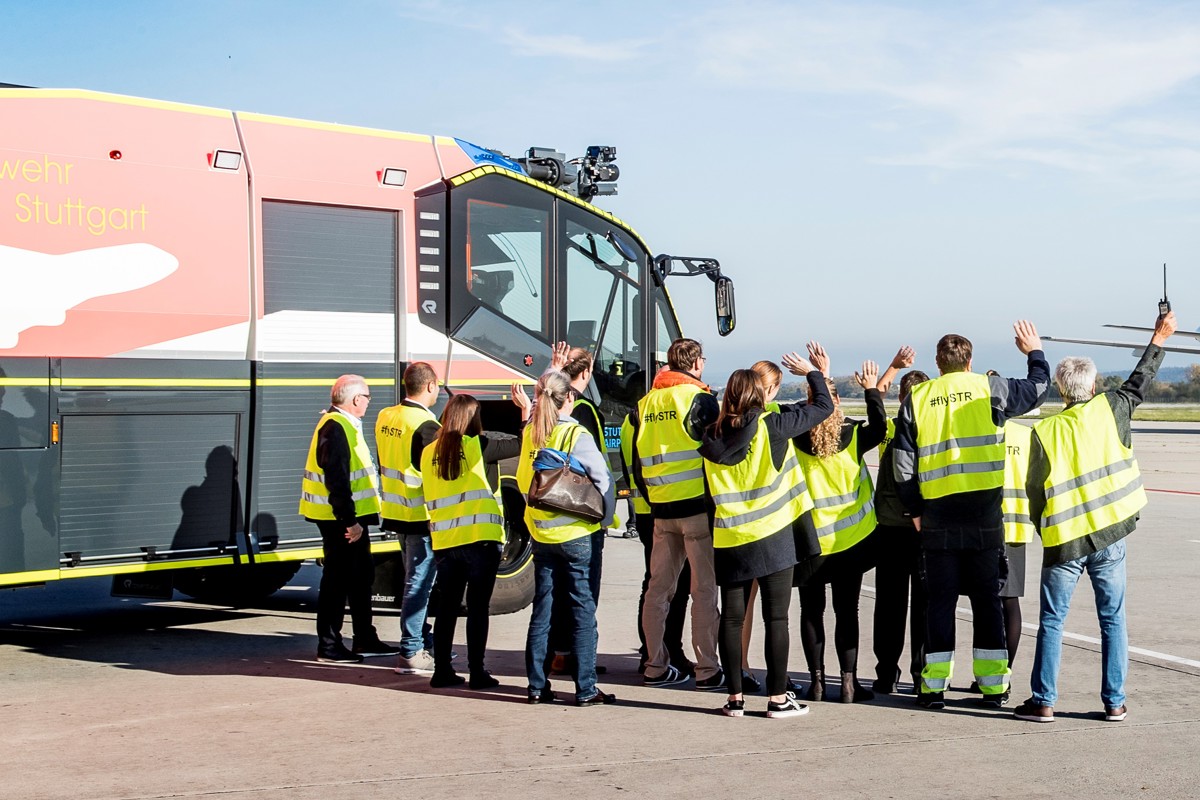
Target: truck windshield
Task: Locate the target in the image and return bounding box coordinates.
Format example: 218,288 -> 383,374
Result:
561,204 -> 648,425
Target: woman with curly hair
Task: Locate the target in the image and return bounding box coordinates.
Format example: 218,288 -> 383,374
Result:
784,343 -> 888,704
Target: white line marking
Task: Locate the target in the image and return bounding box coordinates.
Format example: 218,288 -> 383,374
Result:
862,584 -> 1200,669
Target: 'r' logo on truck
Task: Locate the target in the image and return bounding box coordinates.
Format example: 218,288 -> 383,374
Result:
421,300 -> 438,314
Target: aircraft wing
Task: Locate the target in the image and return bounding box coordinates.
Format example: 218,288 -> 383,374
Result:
1042,335 -> 1200,356
1103,325 -> 1200,341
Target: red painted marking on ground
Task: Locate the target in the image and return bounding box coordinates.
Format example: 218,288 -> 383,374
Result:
1147,488 -> 1200,496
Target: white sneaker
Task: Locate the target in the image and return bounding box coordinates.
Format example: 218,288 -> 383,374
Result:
394,649 -> 436,674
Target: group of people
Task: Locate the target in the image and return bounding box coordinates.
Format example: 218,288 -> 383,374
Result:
299,309 -> 1178,721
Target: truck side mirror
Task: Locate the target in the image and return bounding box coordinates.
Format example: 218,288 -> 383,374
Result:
715,276 -> 735,337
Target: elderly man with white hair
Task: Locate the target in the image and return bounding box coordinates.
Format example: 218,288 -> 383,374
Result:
1015,311 -> 1177,724
300,374 -> 397,663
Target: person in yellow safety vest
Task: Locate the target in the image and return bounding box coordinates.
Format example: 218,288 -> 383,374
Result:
299,374 -> 396,664
518,370 -> 616,705
632,338 -> 723,690
892,322 -> 1050,710
420,391 -> 529,690
699,366 -> 833,718
622,409 -> 694,679
375,362 -> 442,674
785,348 -> 888,704
548,346 -> 610,678
966,411 -> 1035,697
869,350 -> 931,697
1014,311 -> 1176,725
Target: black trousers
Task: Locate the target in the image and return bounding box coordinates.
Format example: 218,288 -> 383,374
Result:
636,514 -> 690,662
872,524 -> 927,683
921,545 -> 1006,671
316,520 -> 377,652
433,541 -> 502,675
719,566 -> 794,696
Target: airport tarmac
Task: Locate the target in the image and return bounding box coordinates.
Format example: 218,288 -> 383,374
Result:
1,424 -> 1198,799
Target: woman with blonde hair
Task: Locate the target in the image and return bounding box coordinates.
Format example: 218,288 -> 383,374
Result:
422,391 -> 529,689
784,343 -> 888,703
699,359 -> 834,718
518,369 -> 616,706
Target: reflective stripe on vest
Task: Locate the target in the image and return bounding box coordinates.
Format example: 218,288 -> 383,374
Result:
1001,421 -> 1035,544
798,426 -> 876,555
910,372 -> 1004,500
517,421 -> 602,544
419,435 -> 504,550
376,404 -> 439,522
635,383 -> 707,504
299,411 -> 381,520
620,414 -> 651,515
1033,396 -> 1147,548
704,412 -> 813,549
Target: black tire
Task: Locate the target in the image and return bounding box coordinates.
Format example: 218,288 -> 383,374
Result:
173,561 -> 303,606
490,477 -> 535,615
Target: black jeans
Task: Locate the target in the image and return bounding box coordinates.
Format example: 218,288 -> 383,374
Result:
636,514 -> 690,662
316,520 -> 377,652
921,544 -> 1006,672
719,565 -> 794,696
872,524 -> 927,683
432,541 -> 502,675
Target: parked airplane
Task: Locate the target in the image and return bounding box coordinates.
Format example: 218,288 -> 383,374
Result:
1043,326 -> 1200,356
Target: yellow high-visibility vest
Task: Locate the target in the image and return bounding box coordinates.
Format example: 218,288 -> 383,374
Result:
798,426 -> 876,555
704,412 -> 813,548
1001,421 -> 1035,544
910,372 -> 1005,499
299,411 -> 381,520
1032,397 -> 1146,548
517,422 -> 602,544
634,383 -> 707,505
420,435 -> 504,550
877,417 -> 896,460
620,413 -> 651,516
375,403 -> 439,522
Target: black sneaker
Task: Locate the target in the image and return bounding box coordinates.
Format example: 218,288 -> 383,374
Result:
469,671 -> 500,690
916,691 -> 945,709
317,644 -> 363,663
767,692 -> 809,719
352,638 -> 400,658
872,667 -> 901,695
527,689 -> 557,705
967,680 -> 983,694
741,670 -> 762,694
981,690 -> 1011,708
644,665 -> 689,687
721,698 -> 745,717
576,690 -> 617,707
695,670 -> 727,692
430,671 -> 465,688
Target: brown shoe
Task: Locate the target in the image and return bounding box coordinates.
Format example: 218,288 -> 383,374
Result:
1104,705 -> 1127,722
1013,699 -> 1054,723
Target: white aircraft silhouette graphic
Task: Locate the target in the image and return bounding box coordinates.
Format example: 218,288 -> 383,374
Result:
0,243 -> 179,349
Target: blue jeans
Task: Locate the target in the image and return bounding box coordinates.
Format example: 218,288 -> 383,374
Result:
400,533 -> 436,657
526,537 -> 598,700
1030,539 -> 1128,708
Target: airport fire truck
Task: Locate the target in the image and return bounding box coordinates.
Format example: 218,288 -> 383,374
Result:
0,87 -> 735,613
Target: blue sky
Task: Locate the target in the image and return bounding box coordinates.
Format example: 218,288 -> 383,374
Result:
5,0 -> 1198,382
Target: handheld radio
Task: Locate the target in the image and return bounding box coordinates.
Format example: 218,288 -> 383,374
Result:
1159,263 -> 1171,316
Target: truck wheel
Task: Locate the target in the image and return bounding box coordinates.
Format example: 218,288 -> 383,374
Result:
173,561 -> 303,606
490,478 -> 534,615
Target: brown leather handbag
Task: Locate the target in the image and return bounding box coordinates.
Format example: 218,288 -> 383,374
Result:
527,426 -> 605,523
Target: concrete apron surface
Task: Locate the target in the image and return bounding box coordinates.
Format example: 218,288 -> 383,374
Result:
2,424 -> 1199,800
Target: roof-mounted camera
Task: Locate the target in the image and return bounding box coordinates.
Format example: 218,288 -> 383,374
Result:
516,145 -> 619,202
